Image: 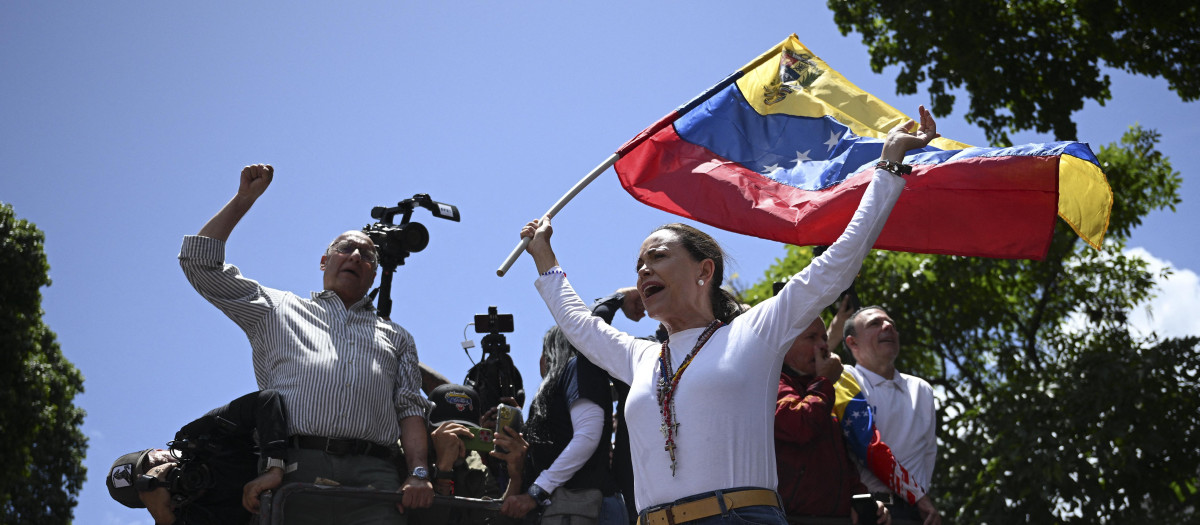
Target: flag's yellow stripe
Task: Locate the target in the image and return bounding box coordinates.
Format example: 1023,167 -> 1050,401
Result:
1058,154 -> 1113,250
733,34 -> 1111,249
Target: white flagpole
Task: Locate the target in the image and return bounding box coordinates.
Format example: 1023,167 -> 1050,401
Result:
495,153 -> 620,277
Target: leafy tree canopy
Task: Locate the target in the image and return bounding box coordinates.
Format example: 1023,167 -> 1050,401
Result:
1,203 -> 87,525
741,127 -> 1199,522
827,0 -> 1200,143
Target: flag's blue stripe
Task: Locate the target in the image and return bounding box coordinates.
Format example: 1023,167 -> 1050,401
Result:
674,83 -> 883,190
906,141 -> 1100,165
674,84 -> 1099,191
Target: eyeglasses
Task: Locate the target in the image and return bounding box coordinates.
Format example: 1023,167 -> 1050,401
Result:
329,240 -> 378,267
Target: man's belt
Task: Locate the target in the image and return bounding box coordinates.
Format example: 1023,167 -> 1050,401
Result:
288,435 -> 393,460
638,488 -> 780,525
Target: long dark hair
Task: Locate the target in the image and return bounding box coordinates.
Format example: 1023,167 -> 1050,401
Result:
653,223 -> 742,325
524,326 -> 577,447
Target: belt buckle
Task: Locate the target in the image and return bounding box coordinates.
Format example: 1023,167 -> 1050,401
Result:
323,438 -> 349,456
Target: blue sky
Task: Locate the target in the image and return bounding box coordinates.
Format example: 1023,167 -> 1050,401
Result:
3,3 -> 1198,524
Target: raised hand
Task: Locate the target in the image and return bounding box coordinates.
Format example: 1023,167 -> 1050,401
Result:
616,286 -> 646,321
880,105 -> 941,163
238,164 -> 273,201
198,163 -> 274,241
489,426 -> 529,477
520,216 -> 559,274
814,349 -> 844,381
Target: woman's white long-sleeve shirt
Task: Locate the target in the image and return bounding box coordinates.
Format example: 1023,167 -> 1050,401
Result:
535,169 -> 905,511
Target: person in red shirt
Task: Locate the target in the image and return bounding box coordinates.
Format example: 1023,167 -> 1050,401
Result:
775,316 -> 889,524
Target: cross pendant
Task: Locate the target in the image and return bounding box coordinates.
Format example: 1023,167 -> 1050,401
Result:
666,444 -> 678,476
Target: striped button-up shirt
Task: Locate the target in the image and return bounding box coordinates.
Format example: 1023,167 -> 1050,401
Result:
179,235 -> 431,446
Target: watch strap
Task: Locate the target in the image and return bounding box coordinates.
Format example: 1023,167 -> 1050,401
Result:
875,159 -> 913,175
263,457 -> 286,473
528,483 -> 552,507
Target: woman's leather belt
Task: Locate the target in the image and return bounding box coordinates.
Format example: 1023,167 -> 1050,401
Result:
638,488 -> 780,525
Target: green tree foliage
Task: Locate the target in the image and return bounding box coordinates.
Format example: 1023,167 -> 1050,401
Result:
827,1 -> 1200,144
741,127 -> 1199,523
0,203 -> 87,524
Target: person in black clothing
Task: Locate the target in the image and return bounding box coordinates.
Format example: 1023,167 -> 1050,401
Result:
587,288 -> 665,525
499,326 -> 625,524
107,390 -> 288,525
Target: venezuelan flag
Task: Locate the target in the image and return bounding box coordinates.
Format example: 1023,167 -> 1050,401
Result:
614,35 -> 1112,260
833,371 -> 925,505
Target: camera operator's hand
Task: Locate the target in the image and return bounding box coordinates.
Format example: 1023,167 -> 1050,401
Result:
399,476 -> 434,513
616,286 -> 646,322
139,463 -> 178,525
242,466 -> 283,514
431,421 -> 471,467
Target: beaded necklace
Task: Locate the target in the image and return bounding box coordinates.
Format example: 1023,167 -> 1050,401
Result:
656,319 -> 723,475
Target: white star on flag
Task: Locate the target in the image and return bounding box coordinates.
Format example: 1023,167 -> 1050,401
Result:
824,130 -> 841,152
792,150 -> 812,165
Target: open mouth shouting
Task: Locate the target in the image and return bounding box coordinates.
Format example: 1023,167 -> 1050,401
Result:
641,282 -> 665,299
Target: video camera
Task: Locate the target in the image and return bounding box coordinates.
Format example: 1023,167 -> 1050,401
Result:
362,193 -> 460,270
135,417 -> 237,505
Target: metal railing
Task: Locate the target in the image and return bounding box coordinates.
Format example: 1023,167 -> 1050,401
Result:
257,483 -> 502,525
257,483 -> 927,525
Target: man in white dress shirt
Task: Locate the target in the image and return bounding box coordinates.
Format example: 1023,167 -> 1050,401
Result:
844,306 -> 942,525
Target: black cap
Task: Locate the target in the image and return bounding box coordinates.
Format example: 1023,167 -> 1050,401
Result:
107,449 -> 154,508
427,384 -> 482,427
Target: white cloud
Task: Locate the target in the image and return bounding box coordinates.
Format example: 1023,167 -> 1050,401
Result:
1126,247 -> 1200,339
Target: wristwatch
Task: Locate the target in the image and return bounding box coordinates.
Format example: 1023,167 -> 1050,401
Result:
875,159 -> 913,175
433,466 -> 455,480
410,466 -> 430,481
262,457 -> 286,473
527,483 -> 552,507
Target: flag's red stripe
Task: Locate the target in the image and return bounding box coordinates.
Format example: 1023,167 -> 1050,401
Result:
615,124 -> 1059,260
616,111 -> 681,157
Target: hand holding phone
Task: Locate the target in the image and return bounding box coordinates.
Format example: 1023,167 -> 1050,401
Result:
851,494 -> 880,525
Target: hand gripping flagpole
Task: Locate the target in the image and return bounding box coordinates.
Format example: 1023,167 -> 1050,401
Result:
495,153 -> 619,277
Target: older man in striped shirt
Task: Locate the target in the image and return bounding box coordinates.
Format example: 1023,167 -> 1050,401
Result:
180,164 -> 434,524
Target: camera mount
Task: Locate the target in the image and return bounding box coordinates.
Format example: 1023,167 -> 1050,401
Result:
464,306 -> 524,412
363,194 -> 460,318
